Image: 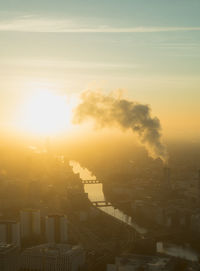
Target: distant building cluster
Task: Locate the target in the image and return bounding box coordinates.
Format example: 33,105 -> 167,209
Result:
105,168 -> 200,233
0,209 -> 85,271
0,242 -> 85,271
107,254 -> 200,271
1,151 -> 200,270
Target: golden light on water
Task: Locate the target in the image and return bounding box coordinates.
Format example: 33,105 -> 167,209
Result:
18,89 -> 76,136
69,160 -> 96,180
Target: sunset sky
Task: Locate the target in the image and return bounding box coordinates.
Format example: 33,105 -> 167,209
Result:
1,0 -> 200,140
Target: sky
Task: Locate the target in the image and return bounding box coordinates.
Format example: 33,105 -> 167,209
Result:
0,0 -> 200,140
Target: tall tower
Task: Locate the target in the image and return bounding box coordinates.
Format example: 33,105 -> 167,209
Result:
45,214 -> 68,244
20,209 -> 41,239
0,221 -> 20,246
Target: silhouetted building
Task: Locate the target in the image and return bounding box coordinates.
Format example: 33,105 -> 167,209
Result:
0,221 -> 20,247
162,167 -> 171,191
28,180 -> 41,207
198,169 -> 200,190
20,209 -> 41,239
45,214 -> 68,243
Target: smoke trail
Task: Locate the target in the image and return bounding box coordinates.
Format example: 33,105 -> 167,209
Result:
73,91 -> 168,162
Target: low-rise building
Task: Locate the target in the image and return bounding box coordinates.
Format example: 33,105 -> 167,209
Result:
0,243 -> 20,271
20,243 -> 85,271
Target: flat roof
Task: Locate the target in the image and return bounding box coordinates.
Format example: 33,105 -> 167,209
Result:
22,243 -> 82,257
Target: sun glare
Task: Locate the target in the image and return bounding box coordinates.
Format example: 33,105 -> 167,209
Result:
20,90 -> 74,136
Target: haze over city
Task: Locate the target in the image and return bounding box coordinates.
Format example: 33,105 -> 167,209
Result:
0,1 -> 200,271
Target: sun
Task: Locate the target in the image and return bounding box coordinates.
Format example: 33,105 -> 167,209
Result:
20,89 -> 74,136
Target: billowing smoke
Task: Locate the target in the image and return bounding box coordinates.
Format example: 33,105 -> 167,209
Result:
73,91 -> 168,162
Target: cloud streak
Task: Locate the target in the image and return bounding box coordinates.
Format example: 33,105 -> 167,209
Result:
0,17 -> 200,33
0,58 -> 137,70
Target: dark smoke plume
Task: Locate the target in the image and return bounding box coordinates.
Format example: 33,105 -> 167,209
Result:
73,91 -> 168,162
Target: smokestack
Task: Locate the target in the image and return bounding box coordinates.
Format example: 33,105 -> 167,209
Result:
163,167 -> 171,190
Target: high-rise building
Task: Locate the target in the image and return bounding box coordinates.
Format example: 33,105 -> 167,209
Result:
28,180 -> 41,207
45,214 -> 68,243
0,243 -> 20,271
163,167 -> 171,190
20,209 -> 41,239
0,221 -> 20,247
20,243 -> 85,271
198,169 -> 200,188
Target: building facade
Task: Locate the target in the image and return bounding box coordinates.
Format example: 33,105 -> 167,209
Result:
0,221 -> 20,247
20,209 -> 41,239
45,214 -> 68,243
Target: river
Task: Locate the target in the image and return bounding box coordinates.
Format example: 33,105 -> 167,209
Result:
69,160 -> 199,262
69,160 -> 147,235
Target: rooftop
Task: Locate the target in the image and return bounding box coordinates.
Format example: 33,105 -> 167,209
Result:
20,209 -> 40,213
22,243 -> 82,257
47,214 -> 67,218
115,254 -> 173,270
0,220 -> 18,224
0,243 -> 18,253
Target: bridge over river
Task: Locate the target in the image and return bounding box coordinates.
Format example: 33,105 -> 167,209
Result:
81,179 -> 102,184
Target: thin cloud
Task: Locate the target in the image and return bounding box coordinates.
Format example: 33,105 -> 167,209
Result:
0,17 -> 200,33
0,58 -> 138,70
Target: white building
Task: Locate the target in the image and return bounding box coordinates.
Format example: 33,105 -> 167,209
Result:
20,209 -> 41,239
20,243 -> 85,271
45,214 -> 68,243
0,221 -> 20,247
0,243 -> 20,271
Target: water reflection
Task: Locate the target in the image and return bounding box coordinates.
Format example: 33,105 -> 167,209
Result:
70,160 -> 147,234
157,242 -> 199,262
69,160 -> 96,180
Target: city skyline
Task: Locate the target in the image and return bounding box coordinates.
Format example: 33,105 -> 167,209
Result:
0,2 -> 200,271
